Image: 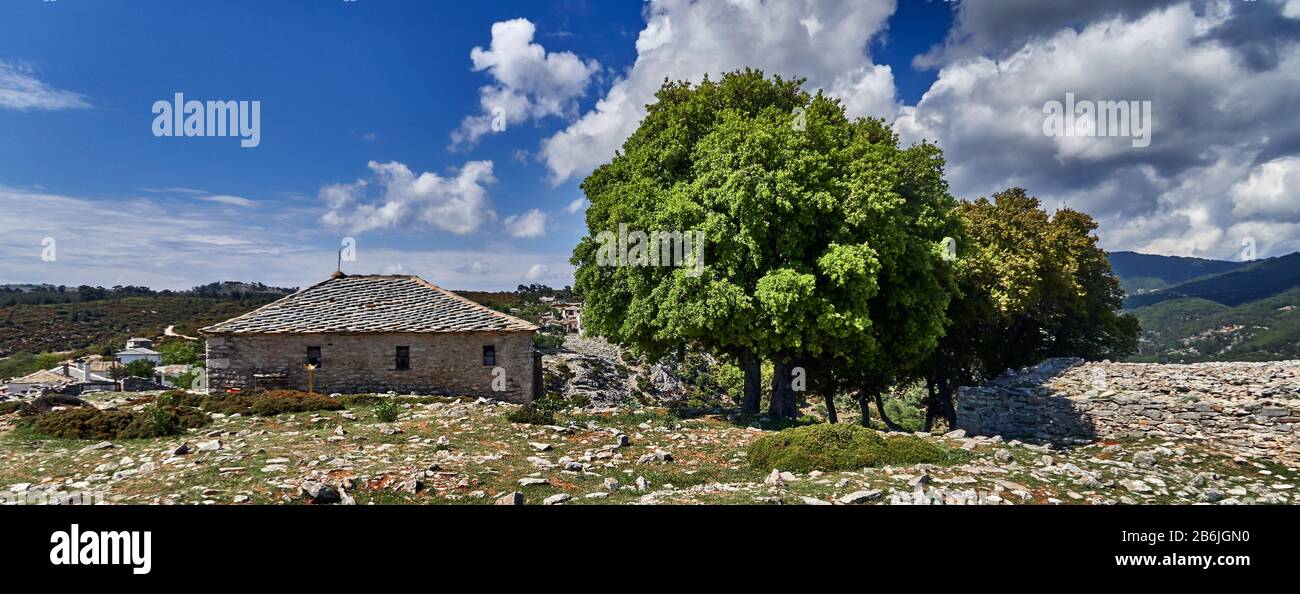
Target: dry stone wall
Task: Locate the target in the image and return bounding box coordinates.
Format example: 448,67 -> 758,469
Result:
205,331 -> 536,403
957,358 -> 1300,465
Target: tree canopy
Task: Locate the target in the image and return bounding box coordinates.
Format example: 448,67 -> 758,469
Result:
572,69 -> 960,419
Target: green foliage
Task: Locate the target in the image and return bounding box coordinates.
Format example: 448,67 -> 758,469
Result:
746,423 -> 968,473
0,401 -> 21,415
916,189 -> 1140,399
113,359 -> 157,379
1130,288 -> 1300,362
571,70 -> 960,416
19,399 -> 210,440
507,396 -> 561,425
171,363 -> 204,391
0,293 -> 288,359
161,389 -> 343,416
157,340 -> 201,365
0,351 -> 63,380
374,399 -> 402,423
533,331 -> 565,350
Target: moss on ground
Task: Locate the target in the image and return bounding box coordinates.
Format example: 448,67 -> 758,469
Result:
747,423 -> 969,473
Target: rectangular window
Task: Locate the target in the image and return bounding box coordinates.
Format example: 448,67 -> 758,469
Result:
482,345 -> 496,366
306,346 -> 322,368
395,346 -> 410,370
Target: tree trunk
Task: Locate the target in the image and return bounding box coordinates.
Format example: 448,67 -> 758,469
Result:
741,350 -> 761,416
769,356 -> 797,419
856,389 -> 871,427
824,393 -> 838,424
873,390 -> 903,432
939,380 -> 957,429
923,378 -> 938,433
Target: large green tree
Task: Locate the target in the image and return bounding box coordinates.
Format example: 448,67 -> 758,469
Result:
571,69 -> 958,419
915,188 -> 1139,430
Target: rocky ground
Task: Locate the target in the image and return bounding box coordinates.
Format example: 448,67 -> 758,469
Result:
540,335 -> 705,408
1,390 -> 1296,505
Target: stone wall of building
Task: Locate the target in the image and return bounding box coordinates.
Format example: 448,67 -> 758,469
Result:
957,358 -> 1300,465
204,331 -> 537,403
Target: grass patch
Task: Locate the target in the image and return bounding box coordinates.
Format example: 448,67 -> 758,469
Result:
747,423 -> 969,473
336,394 -> 465,407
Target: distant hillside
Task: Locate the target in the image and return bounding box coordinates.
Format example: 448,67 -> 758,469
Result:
0,283 -> 294,359
1128,287 -> 1300,363
1124,252 -> 1300,309
1108,251 -> 1249,295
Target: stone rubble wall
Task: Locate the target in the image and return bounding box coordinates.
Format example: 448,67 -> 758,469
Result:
957,358 -> 1300,465
204,331 -> 536,403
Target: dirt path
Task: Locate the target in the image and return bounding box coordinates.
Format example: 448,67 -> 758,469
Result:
164,325 -> 198,341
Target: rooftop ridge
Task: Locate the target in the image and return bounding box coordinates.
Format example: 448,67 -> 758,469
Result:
199,275 -> 537,334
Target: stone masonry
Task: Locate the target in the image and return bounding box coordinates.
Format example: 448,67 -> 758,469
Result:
205,331 -> 536,402
199,275 -> 539,403
958,358 -> 1300,466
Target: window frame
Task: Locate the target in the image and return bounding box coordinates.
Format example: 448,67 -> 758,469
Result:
306,346 -> 322,368
395,346 -> 410,370
482,345 -> 496,367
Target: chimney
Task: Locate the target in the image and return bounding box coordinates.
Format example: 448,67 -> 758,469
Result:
79,361 -> 89,380
61,362 -> 70,377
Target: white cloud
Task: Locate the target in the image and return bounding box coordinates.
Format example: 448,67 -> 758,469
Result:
503,208 -> 547,238
525,263 -> 551,281
450,18 -> 600,149
1231,156 -> 1300,221
0,60 -> 90,111
320,160 -> 497,235
0,185 -> 574,291
894,1 -> 1300,260
565,197 -> 588,214
539,0 -> 899,184
199,194 -> 256,208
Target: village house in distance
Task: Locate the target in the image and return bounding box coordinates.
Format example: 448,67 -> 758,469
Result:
199,274 -> 540,402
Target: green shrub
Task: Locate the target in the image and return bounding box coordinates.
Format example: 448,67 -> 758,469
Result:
374,399 -> 402,423
249,390 -> 343,416
747,423 -> 968,473
565,392 -> 591,408
533,331 -> 565,350
160,389 -> 343,416
507,399 -> 557,425
21,404 -> 209,440
0,401 -> 22,415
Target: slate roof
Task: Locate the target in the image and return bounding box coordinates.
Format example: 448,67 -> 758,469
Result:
199,275 -> 537,335
8,369 -> 75,386
117,348 -> 161,356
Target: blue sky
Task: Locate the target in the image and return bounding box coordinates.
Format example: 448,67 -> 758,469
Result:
2,1 -> 1297,290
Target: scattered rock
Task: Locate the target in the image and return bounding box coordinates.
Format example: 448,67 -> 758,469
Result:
543,493 -> 572,505
838,490 -> 883,504
495,492 -> 524,505
300,481 -> 341,504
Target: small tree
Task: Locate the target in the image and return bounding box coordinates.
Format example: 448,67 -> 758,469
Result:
113,359 -> 157,380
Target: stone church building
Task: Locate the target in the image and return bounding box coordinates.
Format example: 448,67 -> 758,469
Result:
200,274 -> 539,402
